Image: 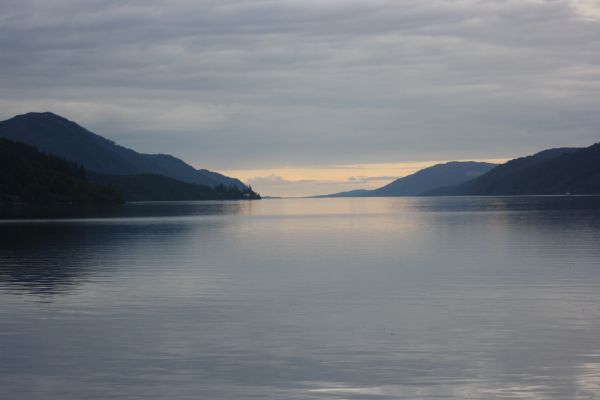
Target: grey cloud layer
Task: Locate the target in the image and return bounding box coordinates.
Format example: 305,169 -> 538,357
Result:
1,0 -> 599,169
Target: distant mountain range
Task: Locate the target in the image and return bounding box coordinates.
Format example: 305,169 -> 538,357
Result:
318,189 -> 372,198
318,161 -> 496,197
0,112 -> 246,189
427,144 -> 600,196
2,112 -> 598,201
319,142 -> 600,197
371,161 -> 496,196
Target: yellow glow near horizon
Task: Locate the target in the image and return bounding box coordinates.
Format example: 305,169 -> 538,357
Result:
221,158 -> 508,197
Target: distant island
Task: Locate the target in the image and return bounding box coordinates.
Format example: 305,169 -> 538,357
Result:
0,112 -> 260,204
318,143 -> 600,197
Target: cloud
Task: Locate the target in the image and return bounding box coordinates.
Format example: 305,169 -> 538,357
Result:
1,0 -> 599,174
247,175 -> 317,186
249,174 -> 397,187
569,0 -> 600,20
246,173 -> 404,196
347,175 -> 398,183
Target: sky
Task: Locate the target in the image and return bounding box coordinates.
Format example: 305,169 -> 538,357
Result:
1,0 -> 599,196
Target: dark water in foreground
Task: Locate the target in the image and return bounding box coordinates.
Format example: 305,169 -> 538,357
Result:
1,197 -> 600,400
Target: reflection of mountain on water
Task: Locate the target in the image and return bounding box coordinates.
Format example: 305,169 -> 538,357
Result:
0,201 -> 251,296
2,197 -> 600,297
0,224 -> 91,295
0,200 -> 254,220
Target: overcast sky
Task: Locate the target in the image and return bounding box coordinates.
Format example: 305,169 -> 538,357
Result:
1,0 -> 599,195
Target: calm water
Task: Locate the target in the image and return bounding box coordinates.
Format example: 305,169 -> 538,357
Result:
1,197 -> 600,400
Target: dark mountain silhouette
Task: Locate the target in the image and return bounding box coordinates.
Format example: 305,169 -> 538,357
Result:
426,145 -> 600,195
312,189 -> 372,198
0,138 -> 123,205
0,137 -> 260,206
370,161 -> 496,196
91,173 -> 260,201
0,112 -> 246,189
318,161 -> 496,197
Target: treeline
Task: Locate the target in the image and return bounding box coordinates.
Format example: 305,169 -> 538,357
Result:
427,144 -> 600,196
91,173 -> 261,201
0,138 -> 123,205
0,138 -> 260,206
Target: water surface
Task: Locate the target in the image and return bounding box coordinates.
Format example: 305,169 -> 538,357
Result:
1,197 -> 600,399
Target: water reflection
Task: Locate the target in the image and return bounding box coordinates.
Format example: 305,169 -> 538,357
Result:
0,224 -> 91,295
1,197 -> 600,399
0,200 -> 254,295
0,199 -> 255,220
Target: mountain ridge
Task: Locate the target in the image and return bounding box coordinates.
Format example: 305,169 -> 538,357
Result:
0,112 -> 246,189
317,161 -> 496,198
425,145 -> 599,195
370,161 -> 496,196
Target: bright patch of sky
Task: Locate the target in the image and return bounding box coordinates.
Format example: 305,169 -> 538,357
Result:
223,158 -> 508,197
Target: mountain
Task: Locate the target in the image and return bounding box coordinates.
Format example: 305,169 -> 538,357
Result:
0,112 -> 246,189
426,145 -> 600,195
369,161 -> 497,196
318,161 -> 496,198
0,138 -> 123,205
312,189 -> 372,198
91,173 -> 260,202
